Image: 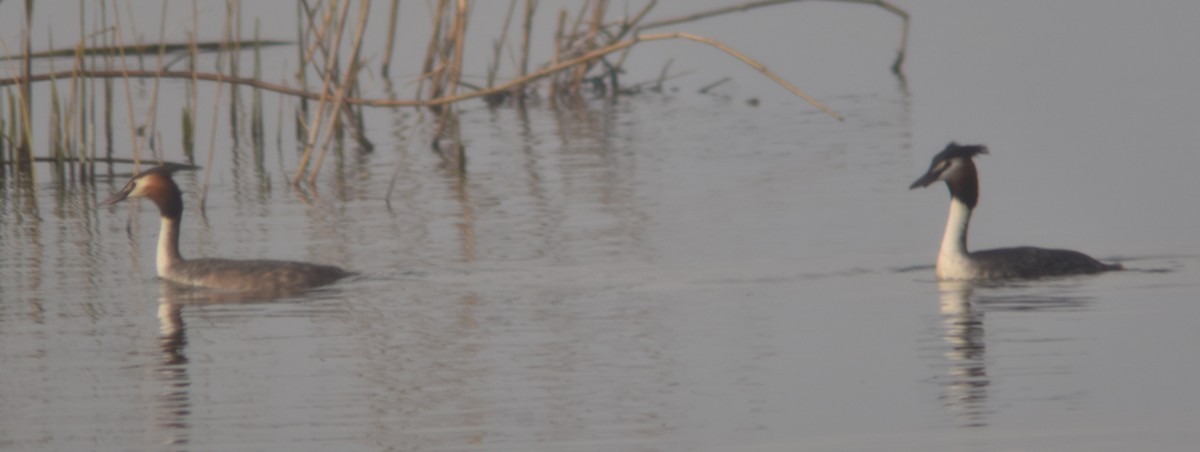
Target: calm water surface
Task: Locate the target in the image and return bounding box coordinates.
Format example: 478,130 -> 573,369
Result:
2,2 -> 1200,451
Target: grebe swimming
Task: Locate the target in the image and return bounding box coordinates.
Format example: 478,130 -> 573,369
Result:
102,164 -> 350,292
910,143 -> 1121,280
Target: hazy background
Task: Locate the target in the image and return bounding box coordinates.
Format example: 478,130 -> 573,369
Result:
1,2 -> 1198,451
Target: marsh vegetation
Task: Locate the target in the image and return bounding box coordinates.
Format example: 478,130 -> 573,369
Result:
0,0 -> 906,195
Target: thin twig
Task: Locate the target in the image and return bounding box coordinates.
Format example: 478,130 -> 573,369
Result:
380,0 -> 401,77
144,0 -> 170,162
199,1 -> 235,212
110,0 -> 142,171
612,0 -> 657,70
569,0 -> 606,94
444,0 -> 469,100
871,0 -> 909,75
487,0 -> 518,88
416,0 -> 449,101
637,0 -> 908,75
697,76 -> 730,94
517,0 -> 537,104
549,9 -> 566,102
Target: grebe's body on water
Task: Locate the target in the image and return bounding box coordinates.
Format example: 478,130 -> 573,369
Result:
102,164 -> 351,292
910,143 -> 1121,280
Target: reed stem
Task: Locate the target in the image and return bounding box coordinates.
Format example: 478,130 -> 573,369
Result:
381,0 -> 401,78
293,0 -> 351,185
517,0 -> 537,105
309,0 -> 371,185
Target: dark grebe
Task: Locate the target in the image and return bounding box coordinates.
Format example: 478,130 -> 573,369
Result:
910,143 -> 1121,280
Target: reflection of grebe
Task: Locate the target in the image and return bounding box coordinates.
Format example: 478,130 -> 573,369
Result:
102,164 -> 350,292
936,281 -> 990,428
910,143 -> 1121,280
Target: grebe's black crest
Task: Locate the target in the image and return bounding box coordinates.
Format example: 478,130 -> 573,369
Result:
908,142 -> 988,191
100,163 -> 200,207
932,142 -> 988,162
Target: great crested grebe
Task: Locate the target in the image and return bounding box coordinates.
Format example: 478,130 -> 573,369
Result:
102,164 -> 351,292
910,143 -> 1121,280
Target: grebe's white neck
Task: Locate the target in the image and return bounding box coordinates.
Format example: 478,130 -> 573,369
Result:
936,197 -> 975,280
157,214 -> 184,278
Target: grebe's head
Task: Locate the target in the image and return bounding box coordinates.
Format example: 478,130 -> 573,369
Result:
100,163 -> 199,210
909,142 -> 988,190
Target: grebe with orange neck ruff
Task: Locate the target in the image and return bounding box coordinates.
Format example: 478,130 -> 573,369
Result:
102,164 -> 351,292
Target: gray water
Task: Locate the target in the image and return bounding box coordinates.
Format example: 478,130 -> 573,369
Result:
2,2 -> 1199,451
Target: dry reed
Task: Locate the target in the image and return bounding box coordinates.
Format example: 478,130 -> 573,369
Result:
1,0 -> 910,184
